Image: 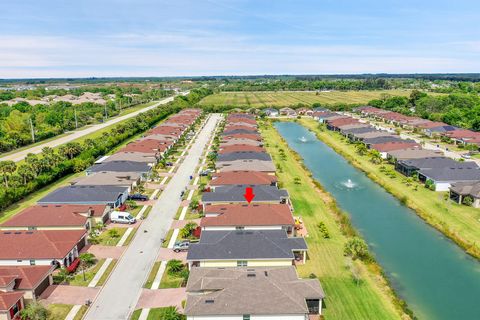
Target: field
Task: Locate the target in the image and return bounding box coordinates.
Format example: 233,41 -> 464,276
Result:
260,121 -> 405,320
199,90 -> 418,107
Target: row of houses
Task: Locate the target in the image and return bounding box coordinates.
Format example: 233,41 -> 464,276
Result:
0,109 -> 202,320
183,113 -> 325,320
313,109 -> 480,207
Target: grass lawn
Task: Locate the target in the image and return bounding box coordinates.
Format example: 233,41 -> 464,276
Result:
300,118 -> 480,259
123,228 -> 137,246
47,304 -> 73,320
260,121 -> 405,320
162,229 -> 174,248
199,90 -> 439,108
144,261 -> 162,289
96,227 -> 127,246
96,259 -> 117,286
159,270 -> 186,289
142,206 -> 153,219
130,307 -> 185,320
69,259 -> 106,286
73,306 -> 88,320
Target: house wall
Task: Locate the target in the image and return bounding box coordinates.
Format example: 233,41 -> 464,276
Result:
433,182 -> 451,192
199,259 -> 292,268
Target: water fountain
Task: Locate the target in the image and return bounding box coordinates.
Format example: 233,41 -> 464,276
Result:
343,179 -> 356,189
299,136 -> 307,143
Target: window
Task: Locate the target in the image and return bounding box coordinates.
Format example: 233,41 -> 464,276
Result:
235,226 -> 245,230
243,315 -> 250,320
237,260 -> 247,267
29,260 -> 36,266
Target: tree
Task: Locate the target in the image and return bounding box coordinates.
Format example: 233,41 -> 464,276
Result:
344,237 -> 370,261
180,221 -> 198,239
167,259 -> 184,275
355,144 -> 368,156
368,149 -> 383,165
0,160 -> 17,188
17,163 -> 35,184
79,253 -> 96,281
25,153 -> 42,177
19,302 -> 49,320
108,228 -> 120,238
59,142 -> 83,160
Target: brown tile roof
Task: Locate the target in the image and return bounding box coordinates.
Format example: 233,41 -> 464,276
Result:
223,134 -> 262,141
0,291 -> 23,311
0,230 -> 86,260
0,266 -> 52,290
371,141 -> 420,152
218,145 -> 266,154
0,205 -> 96,228
210,171 -> 276,186
201,204 -> 294,227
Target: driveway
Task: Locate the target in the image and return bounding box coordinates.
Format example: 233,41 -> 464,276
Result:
135,288 -> 186,310
0,94 -> 184,162
156,248 -> 187,262
84,114 -> 221,320
82,245 -> 125,259
40,285 -> 99,305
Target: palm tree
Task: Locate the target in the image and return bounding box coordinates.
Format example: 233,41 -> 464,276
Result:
59,142 -> 83,159
0,160 -> 17,188
17,163 -> 35,184
355,144 -> 368,156
161,306 -> 184,320
79,253 -> 96,281
369,150 -> 383,165
25,153 -> 42,177
167,259 -> 184,275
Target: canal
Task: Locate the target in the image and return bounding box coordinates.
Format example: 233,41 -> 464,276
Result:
275,121 -> 480,320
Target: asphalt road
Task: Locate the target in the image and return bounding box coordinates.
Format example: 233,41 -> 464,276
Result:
83,114 -> 220,320
0,94 -> 183,162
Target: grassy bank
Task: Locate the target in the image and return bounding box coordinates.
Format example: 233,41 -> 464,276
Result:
300,118 -> 480,259
260,121 -> 408,320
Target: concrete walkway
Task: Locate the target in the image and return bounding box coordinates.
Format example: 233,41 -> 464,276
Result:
88,258 -> 113,287
84,114 -> 220,320
65,305 -> 83,320
0,95 -> 183,162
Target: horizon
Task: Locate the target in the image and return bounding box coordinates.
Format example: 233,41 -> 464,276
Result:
1,0 -> 480,78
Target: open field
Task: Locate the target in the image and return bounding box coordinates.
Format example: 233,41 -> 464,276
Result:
300,118 -> 480,259
200,90 -> 425,107
260,121 -> 405,320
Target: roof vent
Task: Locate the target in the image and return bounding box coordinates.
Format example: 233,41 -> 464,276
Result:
14,232 -> 21,234
3,232 -> 11,234
264,271 -> 268,276
247,273 -> 256,277
205,300 -> 215,304
26,232 -> 33,234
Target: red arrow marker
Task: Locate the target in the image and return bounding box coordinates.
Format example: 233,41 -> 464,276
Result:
244,187 -> 255,204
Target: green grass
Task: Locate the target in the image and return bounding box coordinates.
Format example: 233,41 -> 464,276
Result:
96,228 -> 127,246
199,90 -> 437,107
142,206 -> 153,219
300,118 -> 480,259
69,259 -> 106,286
162,229 -> 174,248
159,270 -> 185,289
261,121 -> 405,320
123,228 -> 137,246
73,306 -> 88,320
96,259 -> 117,286
131,309 -> 142,320
130,307 -> 185,320
144,261 -> 162,289
47,304 -> 73,320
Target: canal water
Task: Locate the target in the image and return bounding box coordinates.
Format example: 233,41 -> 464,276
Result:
275,122 -> 480,320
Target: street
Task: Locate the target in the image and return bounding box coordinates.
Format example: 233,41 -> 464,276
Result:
83,113 -> 220,320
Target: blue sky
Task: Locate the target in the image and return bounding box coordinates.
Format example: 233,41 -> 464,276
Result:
1,0 -> 479,78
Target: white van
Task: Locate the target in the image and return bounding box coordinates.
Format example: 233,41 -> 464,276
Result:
110,211 -> 136,224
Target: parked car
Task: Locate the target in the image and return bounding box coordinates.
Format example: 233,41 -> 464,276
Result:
166,162 -> 173,166
128,193 -> 149,201
111,211 -> 136,224
173,240 -> 190,252
462,153 -> 472,159
200,168 -> 215,176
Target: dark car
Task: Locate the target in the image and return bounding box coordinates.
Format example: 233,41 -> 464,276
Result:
128,193 -> 149,201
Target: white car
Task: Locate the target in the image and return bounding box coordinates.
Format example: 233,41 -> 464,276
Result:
110,211 -> 136,224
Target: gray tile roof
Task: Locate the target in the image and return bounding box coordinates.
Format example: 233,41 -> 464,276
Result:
450,181 -> 480,198
399,157 -> 477,170
185,266 -> 324,316
202,185 -> 288,203
216,160 -> 276,172
420,167 -> 480,182
222,129 -> 258,136
87,161 -> 152,173
217,152 -> 272,162
342,126 -> 377,135
187,230 -> 307,261
364,136 -> 407,145
387,148 -> 444,160
38,185 -> 128,205
102,152 -> 157,164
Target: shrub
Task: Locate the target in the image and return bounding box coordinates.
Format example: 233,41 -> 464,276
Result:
180,221 -> 198,239
167,259 -> 184,275
317,222 -> 330,239
462,195 -> 474,206
344,237 -> 370,261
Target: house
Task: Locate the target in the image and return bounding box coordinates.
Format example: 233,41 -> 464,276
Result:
395,157 -> 472,177
363,136 -> 407,147
0,205 -> 95,231
209,171 -> 277,188
218,144 -> 265,154
315,112 -> 341,123
216,160 -> 276,173
185,266 -> 325,319
217,151 -> 272,162
386,148 -> 444,162
418,167 -> 480,191
101,152 -> 157,165
0,265 -> 53,301
201,203 -> 294,233
326,118 -> 359,131
338,123 -> 370,133
86,161 -> 152,178
342,126 -> 377,139
71,171 -> 142,191
296,107 -> 311,115
220,139 -> 263,147
38,185 -> 129,209
449,182 -> 480,208
222,134 -> 262,142
263,108 -> 279,117
279,107 -> 296,116
370,141 -> 421,159
423,125 -> 458,137
0,230 -> 87,268
202,185 -> 289,208
222,129 -> 259,136
0,292 -> 24,320
187,230 -> 307,268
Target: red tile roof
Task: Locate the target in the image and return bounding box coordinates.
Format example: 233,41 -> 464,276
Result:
0,230 -> 86,260
371,141 -> 420,152
223,134 -> 262,141
210,171 -> 277,186
1,205 -> 91,228
218,145 -> 266,154
201,204 -> 294,227
0,266 -> 52,290
0,291 -> 23,311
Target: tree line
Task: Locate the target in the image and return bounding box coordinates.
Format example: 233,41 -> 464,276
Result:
0,88 -> 212,212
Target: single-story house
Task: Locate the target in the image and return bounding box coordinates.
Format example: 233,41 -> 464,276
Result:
202,185 -> 289,208
370,141 -> 421,159
279,107 -> 296,116
222,129 -> 258,136
0,205 -> 96,231
263,108 -> 279,117
217,151 -> 272,162
218,144 -> 265,154
201,203 -> 294,232
449,182 -> 480,208
187,230 -> 307,268
185,266 -> 325,319
363,136 -> 407,148
419,166 -> 480,191
342,126 -> 377,139
0,230 -> 87,268
0,292 -> 24,320
222,133 -> 262,142
71,171 -> 142,191
315,112 -> 342,123
424,125 -> 458,137
209,171 -> 277,188
338,123 -> 370,133
220,138 -> 263,147
351,130 -> 393,142
100,152 -> 157,165
0,265 -> 53,301
326,118 -> 359,131
86,161 -> 152,179
395,157 -> 473,177
386,148 -> 444,162
38,185 -> 129,209
216,160 -> 276,174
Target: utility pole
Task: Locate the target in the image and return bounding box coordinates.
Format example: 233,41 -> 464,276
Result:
74,108 -> 78,129
29,118 -> 35,143
104,104 -> 108,120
